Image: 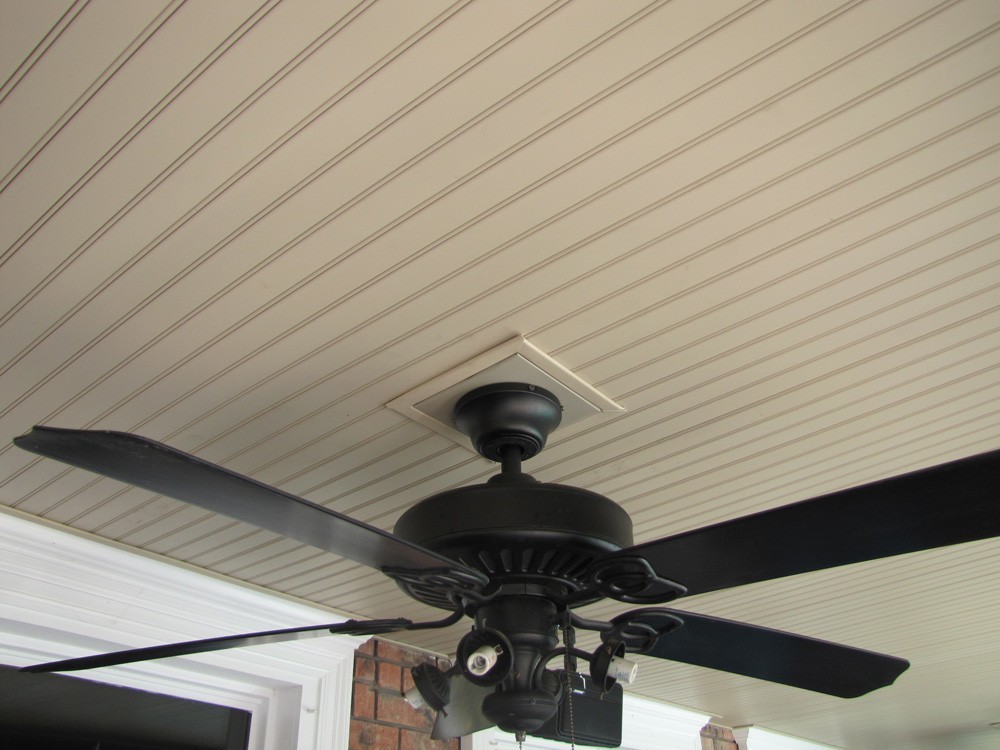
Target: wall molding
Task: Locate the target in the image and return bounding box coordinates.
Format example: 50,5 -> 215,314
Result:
0,508 -> 361,750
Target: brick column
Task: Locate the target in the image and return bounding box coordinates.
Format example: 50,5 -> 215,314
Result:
351,638 -> 461,750
701,723 -> 740,750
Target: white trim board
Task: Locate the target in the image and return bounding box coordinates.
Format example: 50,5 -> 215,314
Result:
0,508 -> 361,750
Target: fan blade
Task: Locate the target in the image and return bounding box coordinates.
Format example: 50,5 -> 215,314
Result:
609,449 -> 1000,598
14,427 -> 485,582
638,609 -> 908,698
431,674 -> 495,739
21,618 -> 413,673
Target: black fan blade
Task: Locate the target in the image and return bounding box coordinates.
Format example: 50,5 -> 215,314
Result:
431,674 -> 494,740
21,618 -> 414,673
609,449 -> 1000,598
637,609 -> 908,698
14,427 -> 485,581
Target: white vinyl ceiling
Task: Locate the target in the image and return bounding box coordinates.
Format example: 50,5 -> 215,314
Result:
2,1 -> 999,748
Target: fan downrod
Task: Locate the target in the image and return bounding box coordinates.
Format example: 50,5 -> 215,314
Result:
453,383 -> 562,463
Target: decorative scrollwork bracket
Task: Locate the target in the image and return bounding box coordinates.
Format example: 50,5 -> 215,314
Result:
585,555 -> 687,604
383,566 -> 489,610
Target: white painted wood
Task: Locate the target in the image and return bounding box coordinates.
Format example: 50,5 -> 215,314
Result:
0,508 -> 360,750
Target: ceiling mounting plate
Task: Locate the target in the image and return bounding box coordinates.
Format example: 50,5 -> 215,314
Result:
386,337 -> 625,453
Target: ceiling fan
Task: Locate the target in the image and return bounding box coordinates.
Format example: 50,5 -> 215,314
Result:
13,383 -> 1000,744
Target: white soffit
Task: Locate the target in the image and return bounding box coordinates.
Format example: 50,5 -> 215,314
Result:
387,336 -> 625,451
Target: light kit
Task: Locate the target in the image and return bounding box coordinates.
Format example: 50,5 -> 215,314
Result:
401,618 -> 643,743
404,663 -> 452,712
457,628 -> 513,685
591,640 -> 638,692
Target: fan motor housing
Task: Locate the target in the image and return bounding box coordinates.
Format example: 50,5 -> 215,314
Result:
393,473 -> 633,602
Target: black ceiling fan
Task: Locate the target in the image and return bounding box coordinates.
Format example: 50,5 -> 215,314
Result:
13,383 -> 1000,744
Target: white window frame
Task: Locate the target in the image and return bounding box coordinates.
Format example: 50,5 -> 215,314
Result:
0,508 -> 360,750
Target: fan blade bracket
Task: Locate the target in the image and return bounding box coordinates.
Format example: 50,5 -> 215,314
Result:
598,608 -> 685,653
583,555 -> 687,605
384,565 -> 490,610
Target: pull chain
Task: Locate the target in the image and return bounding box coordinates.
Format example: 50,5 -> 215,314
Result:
561,618 -> 578,750
563,669 -> 577,750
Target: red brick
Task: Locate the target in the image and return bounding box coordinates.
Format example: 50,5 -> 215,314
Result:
377,691 -> 434,731
700,724 -> 738,750
357,638 -> 377,656
352,682 -> 376,720
400,729 -> 455,750
401,667 -> 416,696
354,654 -> 375,682
349,722 -> 398,750
377,640 -> 416,665
355,654 -> 375,682
378,659 -> 403,689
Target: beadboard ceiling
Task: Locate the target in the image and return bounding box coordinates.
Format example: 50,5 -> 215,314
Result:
1,1 -> 999,748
